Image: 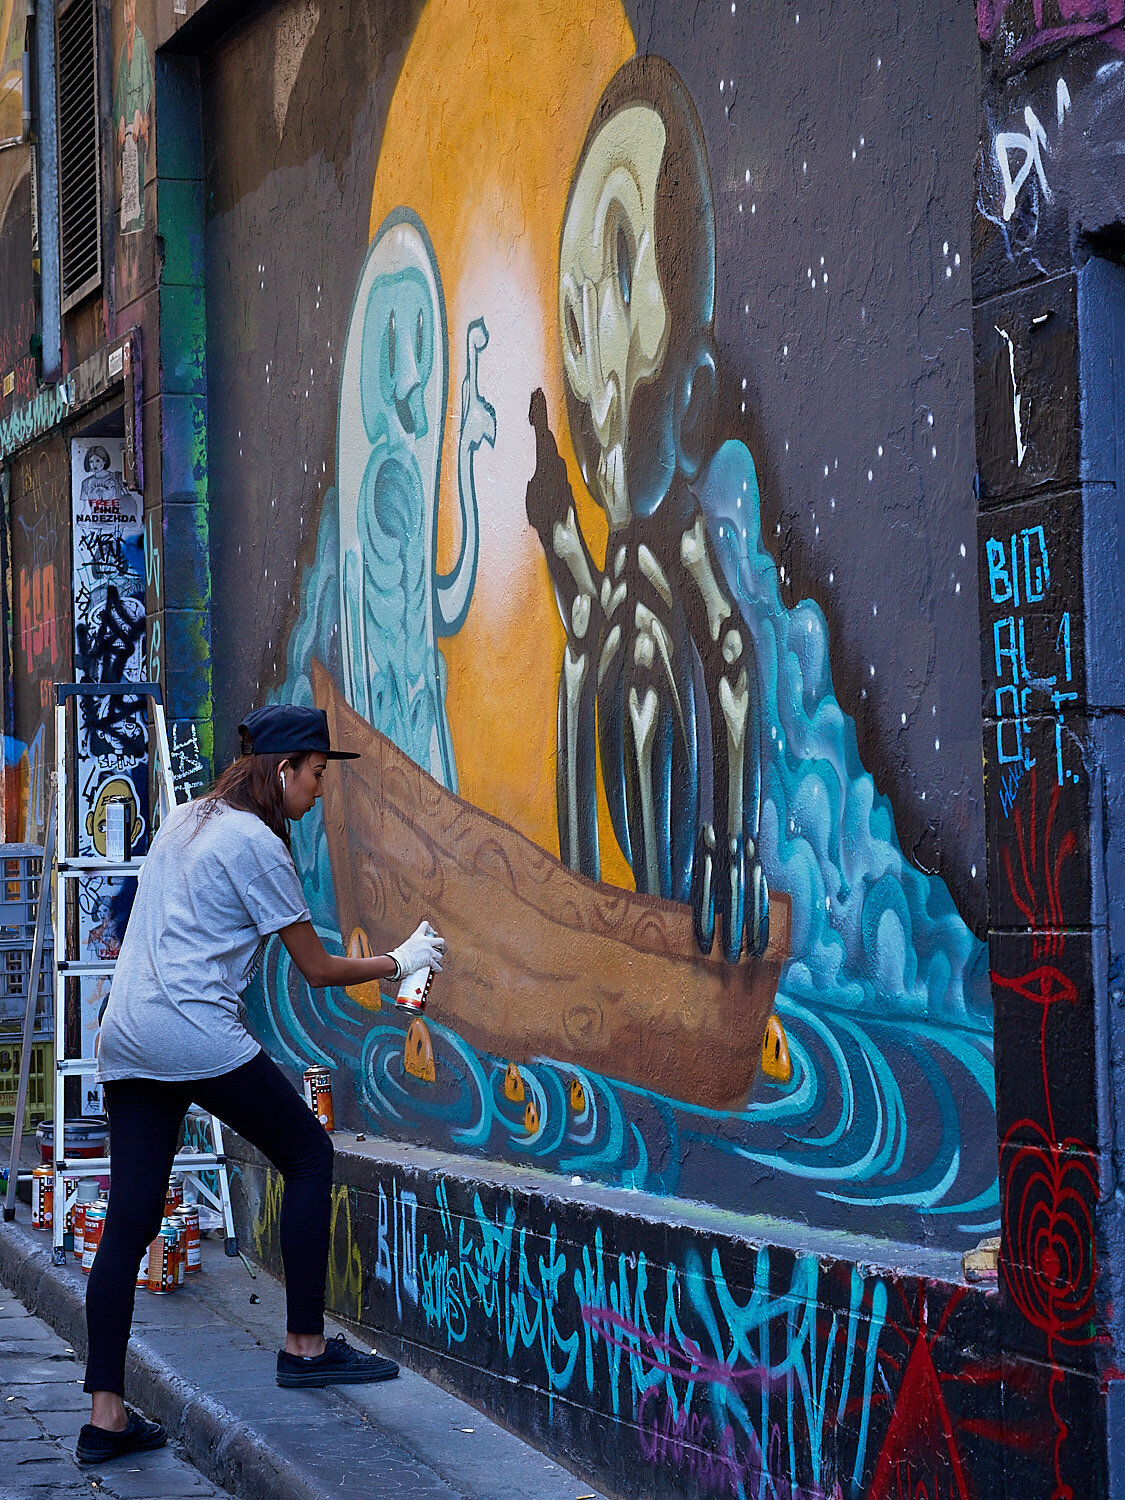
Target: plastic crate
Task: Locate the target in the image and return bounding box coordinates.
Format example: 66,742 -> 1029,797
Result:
0,939 -> 53,1031
0,845 -> 49,941
0,1036 -> 52,1135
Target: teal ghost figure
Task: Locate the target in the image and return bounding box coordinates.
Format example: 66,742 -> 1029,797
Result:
336,207 -> 494,790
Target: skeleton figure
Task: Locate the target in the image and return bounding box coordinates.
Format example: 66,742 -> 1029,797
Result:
526,58 -> 768,962
337,208 -> 494,790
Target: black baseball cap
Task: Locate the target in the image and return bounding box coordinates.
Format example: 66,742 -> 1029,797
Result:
238,704 -> 359,759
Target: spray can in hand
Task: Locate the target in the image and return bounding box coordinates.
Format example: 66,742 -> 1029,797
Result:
396,966 -> 434,1012
391,920 -> 442,1012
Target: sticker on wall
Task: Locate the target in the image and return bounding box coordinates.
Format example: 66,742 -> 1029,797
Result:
69,436 -> 148,1114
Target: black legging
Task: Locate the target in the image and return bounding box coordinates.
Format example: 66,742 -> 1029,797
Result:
85,1049 -> 333,1395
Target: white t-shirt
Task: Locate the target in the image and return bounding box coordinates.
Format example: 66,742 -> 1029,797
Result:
97,799 -> 310,1083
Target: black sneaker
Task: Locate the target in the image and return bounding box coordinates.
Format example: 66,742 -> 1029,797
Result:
76,1409 -> 167,1464
276,1332 -> 399,1388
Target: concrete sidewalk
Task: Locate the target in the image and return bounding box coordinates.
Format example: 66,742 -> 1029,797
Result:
0,1275 -> 237,1500
0,1213 -> 607,1500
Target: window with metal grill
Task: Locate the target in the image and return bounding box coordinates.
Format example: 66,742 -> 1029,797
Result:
56,0 -> 101,311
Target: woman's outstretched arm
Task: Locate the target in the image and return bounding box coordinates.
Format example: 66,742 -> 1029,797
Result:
278,919 -> 445,990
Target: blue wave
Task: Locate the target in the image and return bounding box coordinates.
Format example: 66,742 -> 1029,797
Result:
248,936 -> 997,1245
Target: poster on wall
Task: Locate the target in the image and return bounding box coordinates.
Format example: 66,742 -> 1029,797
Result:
111,0 -> 153,305
70,437 -> 148,1115
0,0 -> 23,145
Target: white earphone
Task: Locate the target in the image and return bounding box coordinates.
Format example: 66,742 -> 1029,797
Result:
279,770 -> 287,794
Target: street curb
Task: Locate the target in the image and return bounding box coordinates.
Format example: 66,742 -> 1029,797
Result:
0,1218 -> 319,1500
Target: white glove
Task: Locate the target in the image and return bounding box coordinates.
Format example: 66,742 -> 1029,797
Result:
389,921 -> 446,978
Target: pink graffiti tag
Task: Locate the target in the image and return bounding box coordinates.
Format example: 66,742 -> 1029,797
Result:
978,0 -> 1125,59
580,1303 -> 771,1394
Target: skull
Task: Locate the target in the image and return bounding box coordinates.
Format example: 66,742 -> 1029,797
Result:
559,105 -> 669,531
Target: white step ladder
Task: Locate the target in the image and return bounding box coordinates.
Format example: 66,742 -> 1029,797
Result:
50,682 -> 238,1266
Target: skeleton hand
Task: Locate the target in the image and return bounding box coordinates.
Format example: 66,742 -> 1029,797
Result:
435,318 -> 493,642
525,389 -> 573,542
460,318 -> 496,453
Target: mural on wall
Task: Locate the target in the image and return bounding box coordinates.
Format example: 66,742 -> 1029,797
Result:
229,0 -> 996,1248
69,436 -> 148,1113
111,0 -> 153,305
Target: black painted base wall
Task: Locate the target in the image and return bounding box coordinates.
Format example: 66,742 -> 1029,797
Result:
222,1133 -> 1045,1500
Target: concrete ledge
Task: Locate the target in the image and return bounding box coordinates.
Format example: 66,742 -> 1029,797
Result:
226,1131 -> 1003,1500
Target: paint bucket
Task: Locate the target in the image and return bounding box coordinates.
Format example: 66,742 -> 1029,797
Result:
30,1166 -> 53,1230
81,1200 -> 107,1272
175,1205 -> 201,1274
35,1117 -> 109,1165
302,1066 -> 334,1131
396,965 -> 433,1012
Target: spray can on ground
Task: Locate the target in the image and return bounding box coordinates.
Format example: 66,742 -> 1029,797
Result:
147,1218 -> 180,1294
61,1174 -> 78,1252
74,1181 -> 98,1261
302,1066 -> 334,1131
81,1200 -> 107,1272
175,1205 -> 201,1273
30,1166 -> 53,1230
173,1220 -> 187,1286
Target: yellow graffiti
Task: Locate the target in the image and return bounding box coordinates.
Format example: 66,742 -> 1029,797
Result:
344,926 -> 384,1011
250,1166 -> 364,1325
250,1166 -> 285,1262
0,0 -> 22,142
327,1182 -> 363,1323
503,1062 -> 525,1103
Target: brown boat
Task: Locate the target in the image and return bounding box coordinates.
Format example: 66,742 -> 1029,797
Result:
314,661 -> 790,1111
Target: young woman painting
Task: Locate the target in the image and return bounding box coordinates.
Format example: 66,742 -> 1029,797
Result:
77,703 -> 445,1465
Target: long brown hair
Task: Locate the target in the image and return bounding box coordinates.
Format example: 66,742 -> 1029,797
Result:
195,751 -> 309,850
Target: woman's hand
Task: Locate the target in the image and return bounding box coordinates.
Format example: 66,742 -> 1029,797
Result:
389,921 -> 446,978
